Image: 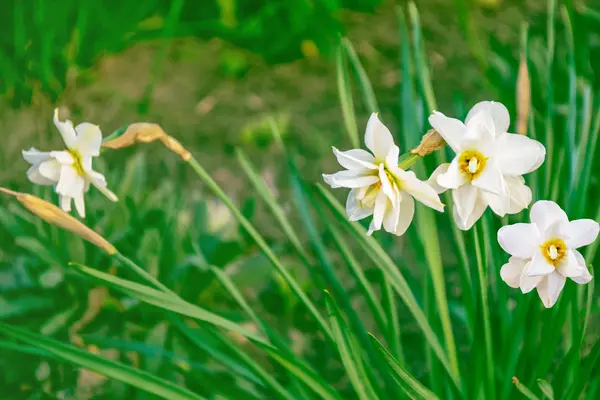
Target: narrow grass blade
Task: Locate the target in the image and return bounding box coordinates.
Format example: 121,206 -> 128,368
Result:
369,333 -> 439,400
342,38 -> 379,113
0,324 -> 205,400
324,291 -> 379,400
407,3 -> 437,111
315,184 -> 460,390
381,277 -> 403,363
474,224 -> 496,399
258,344 -> 343,400
336,38 -> 360,148
328,224 -> 388,336
185,156 -> 333,343
235,148 -> 312,266
69,262 -> 269,346
512,377 -> 541,400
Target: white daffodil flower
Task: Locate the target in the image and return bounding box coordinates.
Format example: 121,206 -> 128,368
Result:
323,113 -> 444,236
497,200 -> 599,308
428,101 -> 545,230
22,109 -> 118,218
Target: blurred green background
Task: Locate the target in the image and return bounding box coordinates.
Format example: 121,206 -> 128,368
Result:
2,0 -> 600,398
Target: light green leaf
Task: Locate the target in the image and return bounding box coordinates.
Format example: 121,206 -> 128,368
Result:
369,333 -> 439,400
537,379 -> 554,400
0,323 -> 205,400
324,291 -> 379,400
69,262 -> 269,346
336,38 -> 360,148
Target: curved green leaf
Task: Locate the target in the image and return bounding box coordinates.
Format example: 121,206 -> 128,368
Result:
0,324 -> 205,400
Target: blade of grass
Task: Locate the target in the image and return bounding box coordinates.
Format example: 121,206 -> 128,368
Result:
474,223 -> 496,399
342,38 -> 379,113
69,262 -> 269,346
185,155 -> 333,343
258,344 -> 343,400
543,0 -> 557,198
328,224 -> 388,337
0,324 -> 205,400
324,291 -> 379,400
336,38 -> 360,148
381,277 -> 403,363
315,184 -> 461,391
369,333 -> 440,400
512,377 -> 541,400
235,148 -> 312,267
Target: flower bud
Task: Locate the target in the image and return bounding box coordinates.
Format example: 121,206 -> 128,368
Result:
0,188 -> 117,255
102,123 -> 191,161
410,129 -> 447,157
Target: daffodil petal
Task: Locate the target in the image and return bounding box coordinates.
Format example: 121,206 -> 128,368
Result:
60,195 -> 72,212
383,189 -> 401,235
437,157 -> 467,189
520,265 -> 542,293
427,163 -> 450,194
379,164 -> 397,207
74,193 -> 86,218
465,101 -> 510,135
471,160 -> 506,195
570,250 -> 593,284
385,145 -> 400,167
530,200 -> 569,233
505,175 -> 532,214
22,147 -> 51,165
56,166 -> 85,198
89,171 -> 118,202
395,191 -> 415,236
26,165 -> 55,185
500,256 -> 527,288
367,190 -> 388,235
494,133 -> 546,175
397,169 -> 444,212
332,147 -> 377,170
561,219 -> 600,249
322,170 -> 379,189
38,159 -> 62,182
364,113 -> 395,160
484,191 -> 510,217
74,122 -> 103,157
453,191 -> 486,231
464,109 -> 495,142
428,111 -> 465,153
526,248 -> 555,277
50,150 -> 75,165
452,184 -> 478,223
53,109 -> 78,149
346,189 -> 373,221
497,223 -> 539,259
536,271 -> 565,308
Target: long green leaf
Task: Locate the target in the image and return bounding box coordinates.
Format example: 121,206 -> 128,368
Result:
324,291 -> 379,400
258,344 -> 343,400
0,324 -> 205,400
315,184 -> 460,390
342,38 -> 379,114
336,38 -> 360,148
185,156 -> 333,343
69,263 -> 269,346
369,334 -> 439,400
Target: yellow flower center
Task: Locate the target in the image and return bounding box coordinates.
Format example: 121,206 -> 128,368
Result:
459,150 -> 487,181
541,238 -> 567,266
68,149 -> 86,176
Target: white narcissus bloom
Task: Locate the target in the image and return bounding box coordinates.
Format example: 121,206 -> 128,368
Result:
323,113 -> 444,236
22,109 -> 118,218
497,201 -> 599,308
428,101 -> 545,230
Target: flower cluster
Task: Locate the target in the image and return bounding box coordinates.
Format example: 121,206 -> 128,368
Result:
323,101 -> 598,308
23,109 -> 117,218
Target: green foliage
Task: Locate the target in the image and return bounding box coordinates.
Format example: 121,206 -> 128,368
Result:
2,1 -> 600,400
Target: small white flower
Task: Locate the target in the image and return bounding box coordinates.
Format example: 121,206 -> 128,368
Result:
497,200 -> 599,308
22,109 -> 118,218
323,113 -> 444,236
428,101 -> 545,230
